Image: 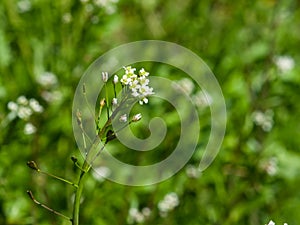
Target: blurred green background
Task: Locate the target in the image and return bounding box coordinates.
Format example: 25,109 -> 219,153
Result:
1,0 -> 300,224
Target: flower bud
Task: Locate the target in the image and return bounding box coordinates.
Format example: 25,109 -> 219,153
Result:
71,156 -> 78,163
76,110 -> 82,126
100,98 -> 106,107
132,113 -> 142,122
113,75 -> 119,84
27,161 -> 39,171
102,72 -> 108,82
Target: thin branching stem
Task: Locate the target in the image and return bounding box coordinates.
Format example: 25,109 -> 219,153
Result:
27,190 -> 72,222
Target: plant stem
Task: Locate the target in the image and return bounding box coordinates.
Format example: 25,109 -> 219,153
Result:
71,138 -> 101,225
72,160 -> 89,225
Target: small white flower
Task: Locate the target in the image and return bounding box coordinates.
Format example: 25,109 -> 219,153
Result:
102,72 -> 108,82
266,220 -> 275,225
138,76 -> 150,86
17,106 -> 32,120
141,207 -> 151,217
120,74 -> 131,85
36,72 -> 58,88
139,68 -> 149,77
17,0 -> 32,13
132,113 -> 142,122
139,98 -> 148,105
113,74 -> 119,84
29,99 -> 44,113
274,55 -> 295,73
7,101 -> 18,112
17,96 -> 28,105
119,114 -> 127,123
24,123 -> 37,135
124,66 -> 136,75
130,90 -> 139,97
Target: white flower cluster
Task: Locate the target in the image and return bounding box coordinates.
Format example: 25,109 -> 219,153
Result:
118,66 -> 154,105
7,96 -> 43,135
128,207 -> 151,224
266,220 -> 288,225
8,96 -> 43,120
252,110 -> 274,132
158,192 -> 179,217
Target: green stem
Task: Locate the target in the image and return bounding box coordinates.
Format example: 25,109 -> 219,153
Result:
40,171 -> 78,188
72,160 -> 89,225
71,138 -> 101,225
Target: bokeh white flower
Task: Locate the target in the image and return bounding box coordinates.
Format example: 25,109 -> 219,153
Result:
158,192 -> 179,217
62,13 -> 72,24
252,110 -> 274,132
24,123 -> 37,135
29,98 -> 44,113
36,72 -> 58,88
274,55 -> 295,73
7,101 -> 18,112
17,0 -> 32,13
127,207 -> 151,224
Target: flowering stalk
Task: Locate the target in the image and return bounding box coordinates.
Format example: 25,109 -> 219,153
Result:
71,66 -> 154,225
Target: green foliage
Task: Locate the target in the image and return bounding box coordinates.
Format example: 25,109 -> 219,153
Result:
1,0 -> 300,224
